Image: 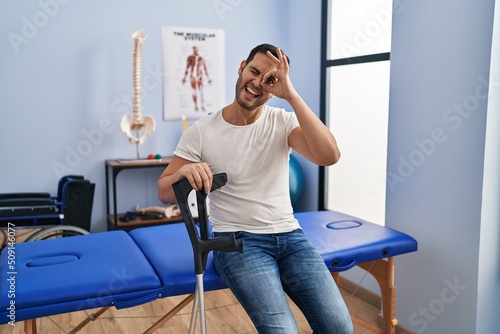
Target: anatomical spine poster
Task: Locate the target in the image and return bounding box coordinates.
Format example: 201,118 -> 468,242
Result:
162,27 -> 226,121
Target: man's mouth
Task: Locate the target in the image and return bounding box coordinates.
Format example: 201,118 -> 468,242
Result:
245,85 -> 259,98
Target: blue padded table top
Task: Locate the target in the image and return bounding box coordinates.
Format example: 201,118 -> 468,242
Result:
129,222 -> 226,297
296,211 -> 418,271
128,210 -> 418,297
0,230 -> 163,323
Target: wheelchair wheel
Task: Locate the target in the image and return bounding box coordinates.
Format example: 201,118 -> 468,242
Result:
26,225 -> 89,241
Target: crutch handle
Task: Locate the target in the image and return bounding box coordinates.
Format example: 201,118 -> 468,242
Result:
172,172 -> 243,275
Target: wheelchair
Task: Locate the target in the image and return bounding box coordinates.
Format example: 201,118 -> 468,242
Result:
0,175 -> 95,245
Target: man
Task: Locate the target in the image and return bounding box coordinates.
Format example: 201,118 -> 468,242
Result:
158,44 -> 352,334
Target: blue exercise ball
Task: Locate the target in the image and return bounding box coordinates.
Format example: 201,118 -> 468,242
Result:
289,155 -> 304,206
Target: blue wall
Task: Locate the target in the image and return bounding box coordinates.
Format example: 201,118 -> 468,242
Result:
0,0 -> 323,232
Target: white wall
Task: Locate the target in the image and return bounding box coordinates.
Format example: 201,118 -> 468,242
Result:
477,0 -> 500,331
0,0 -> 323,231
387,0 -> 497,333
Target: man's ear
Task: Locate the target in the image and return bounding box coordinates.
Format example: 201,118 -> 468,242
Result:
237,60 -> 246,76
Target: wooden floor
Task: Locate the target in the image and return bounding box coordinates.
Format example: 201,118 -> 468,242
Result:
0,278 -> 412,334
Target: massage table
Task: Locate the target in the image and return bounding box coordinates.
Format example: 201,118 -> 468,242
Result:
0,211 -> 416,334
0,174 -> 417,334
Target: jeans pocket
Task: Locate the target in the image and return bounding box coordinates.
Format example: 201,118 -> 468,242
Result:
213,231 -> 234,238
234,231 -> 248,239
214,231 -> 247,239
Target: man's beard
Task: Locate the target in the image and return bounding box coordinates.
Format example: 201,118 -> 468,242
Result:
235,75 -> 268,111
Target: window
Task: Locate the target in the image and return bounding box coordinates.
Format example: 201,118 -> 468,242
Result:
320,0 -> 392,225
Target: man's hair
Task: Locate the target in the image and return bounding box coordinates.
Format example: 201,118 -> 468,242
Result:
245,43 -> 290,65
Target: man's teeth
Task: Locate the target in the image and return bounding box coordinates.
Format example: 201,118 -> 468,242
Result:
246,86 -> 258,96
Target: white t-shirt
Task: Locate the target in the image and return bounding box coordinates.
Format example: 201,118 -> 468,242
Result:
174,105 -> 300,234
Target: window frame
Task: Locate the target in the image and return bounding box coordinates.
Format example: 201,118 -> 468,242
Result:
319,0 -> 391,210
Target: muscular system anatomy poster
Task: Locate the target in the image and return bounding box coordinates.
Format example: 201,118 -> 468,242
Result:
162,27 -> 226,121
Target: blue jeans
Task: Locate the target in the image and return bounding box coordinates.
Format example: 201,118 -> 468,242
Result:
213,229 -> 353,334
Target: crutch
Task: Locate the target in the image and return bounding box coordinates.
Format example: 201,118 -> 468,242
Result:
172,172 -> 243,334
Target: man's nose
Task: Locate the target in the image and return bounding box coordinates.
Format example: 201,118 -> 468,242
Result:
253,75 -> 264,88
